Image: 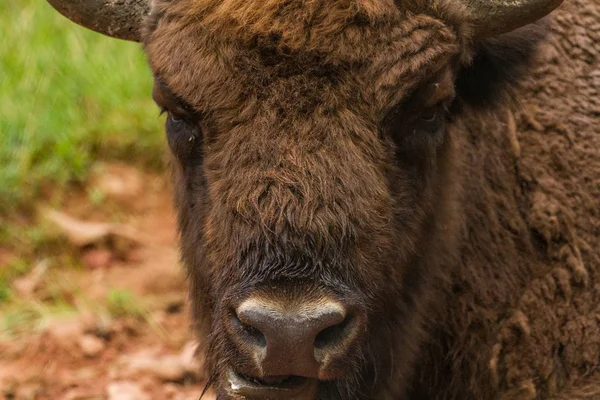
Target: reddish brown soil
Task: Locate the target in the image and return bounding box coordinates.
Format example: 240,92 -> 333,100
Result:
0,163 -> 215,400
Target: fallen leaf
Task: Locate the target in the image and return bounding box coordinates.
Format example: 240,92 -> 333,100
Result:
78,334 -> 106,358
119,344 -> 202,383
40,207 -> 143,248
12,259 -> 49,297
106,381 -> 150,400
62,388 -> 104,400
45,318 -> 86,347
91,163 -> 144,202
127,354 -> 187,382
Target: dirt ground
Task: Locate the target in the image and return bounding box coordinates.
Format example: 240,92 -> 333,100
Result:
0,163 -> 215,400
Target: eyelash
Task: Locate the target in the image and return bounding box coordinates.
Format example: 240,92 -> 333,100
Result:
159,107 -> 185,123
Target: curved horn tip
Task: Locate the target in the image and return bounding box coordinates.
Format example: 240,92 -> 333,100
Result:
45,0 -> 149,42
470,0 -> 565,39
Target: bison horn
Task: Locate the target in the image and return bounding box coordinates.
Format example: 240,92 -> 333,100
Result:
468,0 -> 565,38
45,0 -> 149,42
45,0 -> 564,42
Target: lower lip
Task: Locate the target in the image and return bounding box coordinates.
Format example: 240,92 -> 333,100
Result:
226,369 -> 319,399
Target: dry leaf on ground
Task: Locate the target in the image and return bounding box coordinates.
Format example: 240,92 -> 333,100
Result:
40,207 -> 143,248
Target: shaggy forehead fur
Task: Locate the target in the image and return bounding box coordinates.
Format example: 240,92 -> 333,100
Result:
145,0 -> 470,120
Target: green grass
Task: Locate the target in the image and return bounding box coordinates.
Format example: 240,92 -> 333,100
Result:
0,298 -> 78,338
106,288 -> 146,318
0,0 -> 165,314
0,0 -> 164,213
0,0 -> 170,336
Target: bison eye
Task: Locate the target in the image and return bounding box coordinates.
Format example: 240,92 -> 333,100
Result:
414,103 -> 447,137
160,106 -> 189,124
164,109 -> 203,165
420,106 -> 438,123
168,111 -> 183,123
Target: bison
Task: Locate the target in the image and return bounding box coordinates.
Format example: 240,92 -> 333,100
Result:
45,0 -> 599,398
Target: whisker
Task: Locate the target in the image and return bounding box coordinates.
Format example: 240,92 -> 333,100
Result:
199,373 -> 217,399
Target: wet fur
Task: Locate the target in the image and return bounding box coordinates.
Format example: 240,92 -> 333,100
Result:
141,0 -> 600,399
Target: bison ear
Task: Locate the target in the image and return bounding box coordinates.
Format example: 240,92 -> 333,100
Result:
45,0 -> 150,42
455,23 -> 547,109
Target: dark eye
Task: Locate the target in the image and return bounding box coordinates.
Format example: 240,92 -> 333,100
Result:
420,106 -> 438,123
384,100 -> 451,153
160,106 -> 188,124
412,103 -> 449,140
153,82 -> 197,125
164,110 -> 203,165
167,111 -> 184,123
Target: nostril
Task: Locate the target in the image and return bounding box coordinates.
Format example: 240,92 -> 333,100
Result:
231,298 -> 361,378
314,314 -> 353,349
231,310 -> 267,347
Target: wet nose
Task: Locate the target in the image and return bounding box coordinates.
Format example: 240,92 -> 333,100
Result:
231,297 -> 360,378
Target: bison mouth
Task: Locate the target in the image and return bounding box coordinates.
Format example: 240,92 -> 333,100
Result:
225,368 -> 319,399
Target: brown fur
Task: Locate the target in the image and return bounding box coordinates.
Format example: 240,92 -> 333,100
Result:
141,0 -> 600,398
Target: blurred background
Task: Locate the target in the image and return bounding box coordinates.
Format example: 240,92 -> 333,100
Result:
1,1 -> 208,398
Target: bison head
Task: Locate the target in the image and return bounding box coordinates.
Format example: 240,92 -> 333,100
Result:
46,0 -> 563,398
